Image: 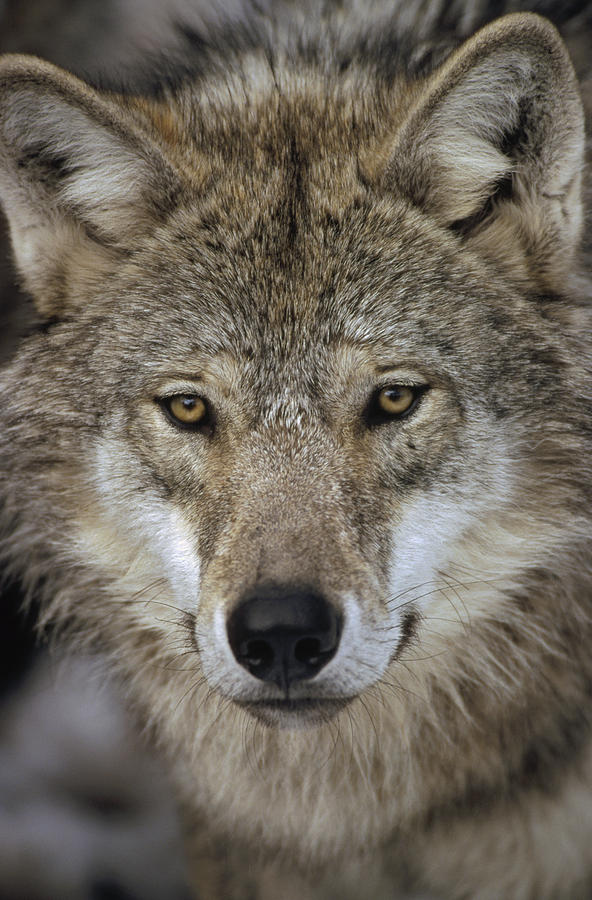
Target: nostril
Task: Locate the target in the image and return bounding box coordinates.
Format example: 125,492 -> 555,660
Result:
294,636 -> 322,666
241,638 -> 274,671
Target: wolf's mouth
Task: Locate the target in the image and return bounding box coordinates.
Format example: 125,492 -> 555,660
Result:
237,696 -> 352,728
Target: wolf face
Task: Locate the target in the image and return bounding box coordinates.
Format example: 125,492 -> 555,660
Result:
0,7 -> 591,898
72,202 -> 532,730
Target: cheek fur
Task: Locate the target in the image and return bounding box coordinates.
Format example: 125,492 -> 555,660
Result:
73,437 -> 202,616
386,494 -> 474,615
385,435 -> 516,627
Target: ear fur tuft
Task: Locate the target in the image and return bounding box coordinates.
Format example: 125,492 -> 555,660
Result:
0,55 -> 181,315
387,13 -> 585,291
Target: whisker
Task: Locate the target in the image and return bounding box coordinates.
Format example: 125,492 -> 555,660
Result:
173,675 -> 207,715
386,578 -> 449,610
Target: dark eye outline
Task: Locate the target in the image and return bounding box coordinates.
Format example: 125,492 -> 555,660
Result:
365,384 -> 429,427
157,394 -> 215,434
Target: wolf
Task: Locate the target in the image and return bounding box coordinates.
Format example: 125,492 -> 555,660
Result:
0,1 -> 590,897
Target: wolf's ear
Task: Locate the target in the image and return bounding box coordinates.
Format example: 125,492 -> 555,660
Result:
0,56 -> 181,315
387,14 -> 585,292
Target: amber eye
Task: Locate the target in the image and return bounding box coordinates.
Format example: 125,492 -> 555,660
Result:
162,394 -> 208,429
367,384 -> 426,426
377,385 -> 415,416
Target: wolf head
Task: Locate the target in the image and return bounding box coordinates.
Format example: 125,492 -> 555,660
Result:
0,8 -> 589,786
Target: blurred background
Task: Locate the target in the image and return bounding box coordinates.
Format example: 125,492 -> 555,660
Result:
0,2 -> 590,899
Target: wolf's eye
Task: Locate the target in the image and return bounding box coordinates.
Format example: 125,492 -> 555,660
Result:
161,394 -> 209,429
378,386 -> 415,415
367,384 -> 426,426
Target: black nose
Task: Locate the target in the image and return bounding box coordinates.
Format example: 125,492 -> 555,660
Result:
227,587 -> 342,691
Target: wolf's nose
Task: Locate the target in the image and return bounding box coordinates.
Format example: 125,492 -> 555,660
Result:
227,587 -> 342,691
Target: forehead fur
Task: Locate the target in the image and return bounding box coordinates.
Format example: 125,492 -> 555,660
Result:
0,12 -> 585,407
80,198 -> 558,425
